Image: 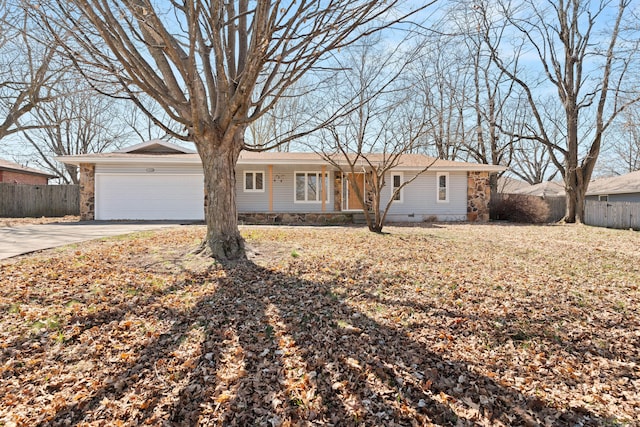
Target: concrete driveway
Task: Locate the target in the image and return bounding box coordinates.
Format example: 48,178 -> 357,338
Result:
0,221 -> 184,260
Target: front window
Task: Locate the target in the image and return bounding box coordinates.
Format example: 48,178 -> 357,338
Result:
437,172 -> 449,203
244,171 -> 264,192
392,173 -> 403,202
599,195 -> 608,202
295,172 -> 329,202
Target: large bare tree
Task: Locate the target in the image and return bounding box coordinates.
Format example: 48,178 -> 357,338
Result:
477,0 -> 640,223
411,1 -> 531,185
246,82 -> 309,152
19,76 -> 131,183
311,38 -> 434,232
0,1 -> 63,143
121,95 -> 184,143
607,104 -> 640,174
511,139 -> 559,184
40,1 -> 428,260
410,36 -> 469,161
463,22 -> 523,172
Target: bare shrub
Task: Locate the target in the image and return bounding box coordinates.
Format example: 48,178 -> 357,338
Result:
491,194 -> 550,223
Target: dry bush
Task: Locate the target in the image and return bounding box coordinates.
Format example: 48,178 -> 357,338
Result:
491,194 -> 550,223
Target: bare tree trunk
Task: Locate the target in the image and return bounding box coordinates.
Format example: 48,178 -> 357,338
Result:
368,172 -> 384,233
196,132 -> 245,261
564,167 -> 588,224
575,187 -> 586,224
565,181 -> 587,223
564,172 -> 578,223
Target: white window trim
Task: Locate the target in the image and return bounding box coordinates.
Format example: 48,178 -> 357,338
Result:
294,171 -> 330,203
243,170 -> 265,193
437,172 -> 449,203
391,172 -> 404,203
598,194 -> 609,202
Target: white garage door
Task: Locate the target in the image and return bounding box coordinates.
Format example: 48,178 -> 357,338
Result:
96,174 -> 204,220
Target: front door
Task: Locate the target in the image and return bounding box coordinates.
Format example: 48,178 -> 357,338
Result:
345,173 -> 365,210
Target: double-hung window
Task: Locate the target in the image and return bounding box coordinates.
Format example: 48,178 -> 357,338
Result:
295,172 -> 329,202
244,171 -> 264,192
391,173 -> 403,202
437,172 -> 449,203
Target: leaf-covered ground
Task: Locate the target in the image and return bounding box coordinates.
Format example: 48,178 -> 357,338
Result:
1,216 -> 79,227
1,223 -> 638,426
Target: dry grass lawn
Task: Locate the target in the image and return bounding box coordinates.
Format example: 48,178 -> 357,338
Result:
1,223 -> 638,426
1,216 -> 80,228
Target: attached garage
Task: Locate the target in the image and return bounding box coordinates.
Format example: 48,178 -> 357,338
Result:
61,140 -> 208,221
95,172 -> 204,220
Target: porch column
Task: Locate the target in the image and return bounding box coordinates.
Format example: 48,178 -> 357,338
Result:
334,173 -> 342,212
79,163 -> 95,220
268,165 -> 273,212
321,165 -> 326,212
467,171 -> 491,222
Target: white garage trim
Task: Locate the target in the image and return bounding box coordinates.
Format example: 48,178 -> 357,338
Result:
95,173 -> 204,220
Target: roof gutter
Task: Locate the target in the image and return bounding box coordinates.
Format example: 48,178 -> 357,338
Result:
56,155 -> 507,173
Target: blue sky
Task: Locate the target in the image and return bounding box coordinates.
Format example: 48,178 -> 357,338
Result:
1,0 -> 638,180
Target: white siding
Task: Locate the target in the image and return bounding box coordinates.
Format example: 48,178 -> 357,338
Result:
586,193 -> 640,203
93,162 -> 473,221
236,164 -> 334,213
383,171 -> 468,221
235,166 -> 269,212
608,193 -> 640,203
96,164 -> 203,175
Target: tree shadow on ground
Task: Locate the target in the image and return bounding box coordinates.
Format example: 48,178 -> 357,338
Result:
38,260 -> 615,426
355,288 -> 640,367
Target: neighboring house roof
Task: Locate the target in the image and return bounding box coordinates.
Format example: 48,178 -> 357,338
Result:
0,159 -> 57,179
496,176 -> 530,193
586,170 -> 640,196
58,142 -> 507,173
512,181 -> 566,197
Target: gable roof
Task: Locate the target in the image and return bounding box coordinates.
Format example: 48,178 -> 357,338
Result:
115,139 -> 196,154
58,143 -> 506,173
496,176 -> 531,193
513,181 -> 565,197
0,159 -> 56,178
586,170 -> 640,196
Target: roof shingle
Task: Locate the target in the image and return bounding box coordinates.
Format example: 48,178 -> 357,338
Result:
587,170 -> 640,196
0,159 -> 56,178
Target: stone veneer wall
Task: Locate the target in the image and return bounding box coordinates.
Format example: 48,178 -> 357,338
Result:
467,171 -> 491,222
79,164 -> 95,220
334,173 -> 342,212
238,212 -> 353,225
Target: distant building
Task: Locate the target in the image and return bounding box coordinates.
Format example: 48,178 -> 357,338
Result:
586,170 -> 640,203
0,159 -> 56,185
496,176 -> 532,194
512,181 -> 565,198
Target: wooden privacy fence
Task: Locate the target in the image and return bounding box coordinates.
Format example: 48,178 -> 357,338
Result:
584,200 -> 640,230
544,196 -> 567,223
0,184 -> 79,217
